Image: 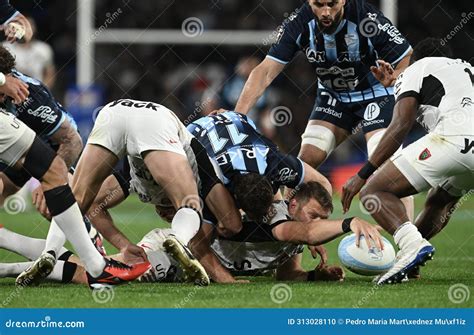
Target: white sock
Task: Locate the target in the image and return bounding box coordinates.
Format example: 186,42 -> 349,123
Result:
0,226 -> 68,260
43,219 -> 67,257
393,222 -> 423,250
50,203 -> 105,277
171,208 -> 200,245
0,261 -> 67,283
0,262 -> 30,277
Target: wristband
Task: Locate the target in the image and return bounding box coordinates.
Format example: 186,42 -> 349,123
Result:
357,161 -> 377,180
0,72 -> 5,86
342,217 -> 354,233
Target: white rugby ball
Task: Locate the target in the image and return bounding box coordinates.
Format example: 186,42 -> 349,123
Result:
337,234 -> 396,276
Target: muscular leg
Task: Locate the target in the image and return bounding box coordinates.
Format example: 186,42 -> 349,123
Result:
299,120 -> 349,168
414,186 -> 461,240
360,160 -> 417,233
0,173 -> 20,205
143,150 -> 201,245
72,144 -> 119,213
365,129 -> 415,222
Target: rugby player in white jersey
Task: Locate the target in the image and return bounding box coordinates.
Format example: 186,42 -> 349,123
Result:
342,38 -> 474,285
0,181 -> 384,284
51,99 -> 242,286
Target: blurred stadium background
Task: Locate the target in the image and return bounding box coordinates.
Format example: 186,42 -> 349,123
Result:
7,0 -> 473,192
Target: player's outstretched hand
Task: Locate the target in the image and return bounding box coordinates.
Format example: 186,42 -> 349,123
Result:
121,244 -> 149,264
341,174 -> 366,213
308,245 -> 328,268
349,218 -> 384,250
0,75 -> 29,104
370,60 -> 396,87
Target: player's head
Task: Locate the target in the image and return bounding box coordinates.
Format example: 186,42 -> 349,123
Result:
0,46 -> 16,103
288,181 -> 333,222
410,38 -> 453,64
232,172 -> 274,221
308,0 -> 346,34
0,46 -> 15,75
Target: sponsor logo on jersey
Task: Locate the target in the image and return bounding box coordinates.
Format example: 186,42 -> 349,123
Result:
377,23 -> 405,44
109,99 -> 160,110
460,138 -> 474,154
418,148 -> 431,160
305,49 -> 326,63
276,167 -> 298,183
316,66 -> 355,77
461,97 -> 473,107
364,102 -> 381,121
314,106 -> 342,118
27,106 -> 58,124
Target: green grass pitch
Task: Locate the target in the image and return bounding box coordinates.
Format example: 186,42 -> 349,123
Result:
0,193 -> 472,308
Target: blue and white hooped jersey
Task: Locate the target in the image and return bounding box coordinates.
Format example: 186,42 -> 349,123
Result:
187,111 -> 305,193
268,0 -> 412,103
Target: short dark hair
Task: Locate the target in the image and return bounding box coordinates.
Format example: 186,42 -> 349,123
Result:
0,46 -> 15,74
232,172 -> 274,221
292,181 -> 333,213
410,38 -> 453,64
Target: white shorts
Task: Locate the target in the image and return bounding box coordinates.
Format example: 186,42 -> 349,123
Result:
88,99 -> 193,159
392,133 -> 474,196
0,111 -> 36,166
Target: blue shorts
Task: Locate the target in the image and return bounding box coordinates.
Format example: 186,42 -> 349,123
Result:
309,90 -> 395,134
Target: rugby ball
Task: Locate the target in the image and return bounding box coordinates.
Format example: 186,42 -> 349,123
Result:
337,234 -> 396,276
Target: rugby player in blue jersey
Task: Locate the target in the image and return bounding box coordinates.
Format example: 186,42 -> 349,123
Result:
230,0 -> 414,217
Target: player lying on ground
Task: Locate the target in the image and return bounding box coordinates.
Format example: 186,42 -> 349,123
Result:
0,110 -> 149,288
216,0 -> 415,220
0,225 -> 343,284
0,183 -> 382,284
0,46 -> 82,207
38,99 -> 242,286
341,38 -> 474,285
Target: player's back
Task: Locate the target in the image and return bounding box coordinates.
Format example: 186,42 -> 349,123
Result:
395,57 -> 473,136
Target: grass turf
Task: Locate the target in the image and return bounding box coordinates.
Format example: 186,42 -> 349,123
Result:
0,193 -> 472,308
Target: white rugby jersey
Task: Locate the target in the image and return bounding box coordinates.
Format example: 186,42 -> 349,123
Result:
394,57 -> 474,136
137,201 -> 303,282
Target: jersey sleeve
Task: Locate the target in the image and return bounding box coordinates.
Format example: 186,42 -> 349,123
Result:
393,61 -> 424,103
267,6 -> 306,64
269,152 -> 305,189
0,0 -> 18,25
364,4 -> 412,67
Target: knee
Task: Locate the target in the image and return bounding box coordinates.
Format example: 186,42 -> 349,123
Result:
41,157 -> 68,190
300,125 -> 336,167
425,187 -> 456,208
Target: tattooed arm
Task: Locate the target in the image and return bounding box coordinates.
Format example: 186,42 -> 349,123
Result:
49,119 -> 83,169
